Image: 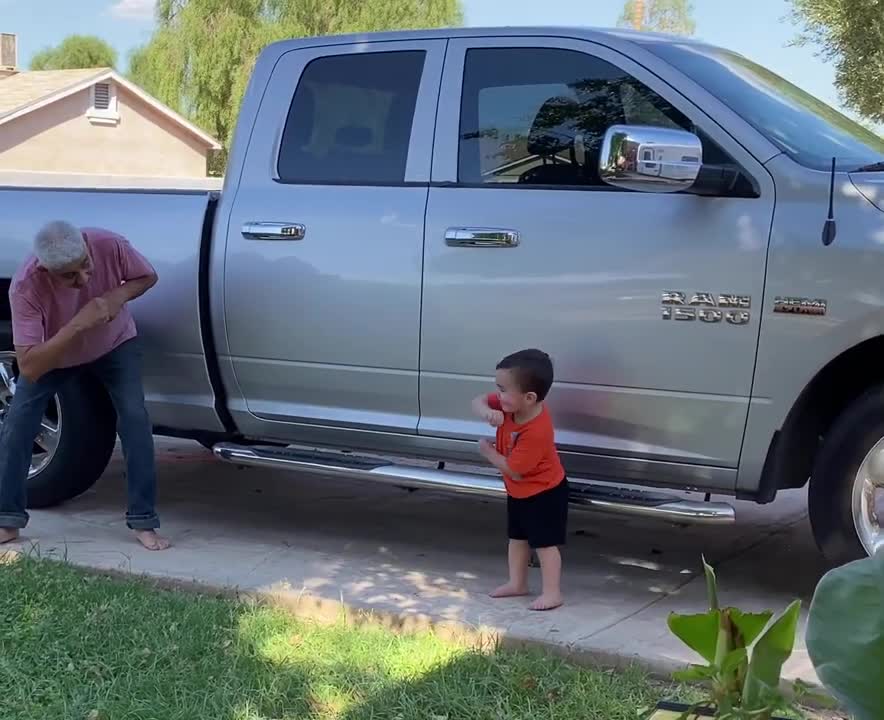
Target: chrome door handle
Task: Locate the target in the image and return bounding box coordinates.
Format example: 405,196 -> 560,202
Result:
445,227 -> 520,248
242,222 -> 306,241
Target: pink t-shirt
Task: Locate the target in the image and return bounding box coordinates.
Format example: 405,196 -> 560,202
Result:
10,227 -> 155,368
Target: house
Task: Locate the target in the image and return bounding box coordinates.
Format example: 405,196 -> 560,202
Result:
0,34 -> 221,179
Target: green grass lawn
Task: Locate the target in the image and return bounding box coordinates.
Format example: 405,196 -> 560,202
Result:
0,554 -> 685,720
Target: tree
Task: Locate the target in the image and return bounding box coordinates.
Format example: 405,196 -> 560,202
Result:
790,0 -> 884,124
617,0 -> 696,36
128,0 -> 463,153
30,35 -> 117,71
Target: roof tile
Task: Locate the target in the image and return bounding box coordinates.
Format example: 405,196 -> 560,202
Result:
0,68 -> 110,117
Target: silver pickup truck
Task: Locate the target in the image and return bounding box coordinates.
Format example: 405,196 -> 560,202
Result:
2,27 -> 883,564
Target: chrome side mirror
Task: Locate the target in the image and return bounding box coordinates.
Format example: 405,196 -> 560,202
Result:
599,124 -> 703,193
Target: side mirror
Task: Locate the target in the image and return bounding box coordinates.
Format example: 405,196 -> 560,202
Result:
599,124 -> 703,193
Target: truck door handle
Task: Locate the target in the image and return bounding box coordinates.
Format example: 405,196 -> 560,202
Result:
445,227 -> 520,248
242,222 -> 306,241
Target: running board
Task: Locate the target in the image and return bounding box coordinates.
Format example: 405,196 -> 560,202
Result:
213,443 -> 735,525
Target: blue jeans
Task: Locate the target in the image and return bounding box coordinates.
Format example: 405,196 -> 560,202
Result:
0,338 -> 159,531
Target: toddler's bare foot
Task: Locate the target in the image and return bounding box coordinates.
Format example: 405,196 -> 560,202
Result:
490,582 -> 530,598
134,530 -> 171,551
529,592 -> 563,611
0,528 -> 20,544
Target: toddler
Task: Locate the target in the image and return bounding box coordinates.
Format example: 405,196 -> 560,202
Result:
472,349 -> 567,611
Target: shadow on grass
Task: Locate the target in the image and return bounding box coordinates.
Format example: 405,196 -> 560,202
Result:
337,649 -> 666,720
0,554 -> 675,720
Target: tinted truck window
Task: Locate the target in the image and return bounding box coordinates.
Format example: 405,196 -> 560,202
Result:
278,51 -> 426,184
458,47 -> 690,186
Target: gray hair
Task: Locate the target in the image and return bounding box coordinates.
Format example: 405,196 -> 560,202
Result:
34,220 -> 87,271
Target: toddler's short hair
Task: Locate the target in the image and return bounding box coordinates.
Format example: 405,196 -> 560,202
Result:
497,349 -> 554,401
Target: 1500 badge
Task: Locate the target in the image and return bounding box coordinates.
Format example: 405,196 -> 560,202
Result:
661,291 -> 751,325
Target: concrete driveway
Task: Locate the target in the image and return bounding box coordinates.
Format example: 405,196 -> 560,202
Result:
8,438 -> 831,684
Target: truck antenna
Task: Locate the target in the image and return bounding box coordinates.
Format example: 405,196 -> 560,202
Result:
822,156 -> 837,246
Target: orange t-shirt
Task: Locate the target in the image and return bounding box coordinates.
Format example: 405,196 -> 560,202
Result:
487,394 -> 565,499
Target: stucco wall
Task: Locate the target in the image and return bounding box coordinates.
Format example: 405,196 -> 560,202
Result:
0,85 -> 210,177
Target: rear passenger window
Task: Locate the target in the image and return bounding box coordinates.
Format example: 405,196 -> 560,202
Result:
458,48 -> 692,186
278,51 -> 425,184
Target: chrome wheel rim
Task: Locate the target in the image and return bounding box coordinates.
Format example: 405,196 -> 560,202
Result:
853,437 -> 884,556
0,351 -> 62,478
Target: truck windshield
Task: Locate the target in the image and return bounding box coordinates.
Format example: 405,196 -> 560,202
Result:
641,41 -> 884,172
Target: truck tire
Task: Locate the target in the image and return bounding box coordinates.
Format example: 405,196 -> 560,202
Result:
809,386 -> 884,565
0,350 -> 116,509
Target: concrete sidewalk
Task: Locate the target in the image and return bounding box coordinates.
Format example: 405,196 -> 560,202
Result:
6,439 -> 830,684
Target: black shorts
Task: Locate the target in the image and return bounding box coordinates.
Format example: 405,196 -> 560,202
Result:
507,478 -> 569,549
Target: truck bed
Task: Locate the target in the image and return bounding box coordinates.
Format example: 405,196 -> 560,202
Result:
0,180 -> 225,434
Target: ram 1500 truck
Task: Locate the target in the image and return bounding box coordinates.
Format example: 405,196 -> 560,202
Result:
2,27 -> 883,564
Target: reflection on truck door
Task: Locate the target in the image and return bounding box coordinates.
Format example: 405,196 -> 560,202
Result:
222,41 -> 445,433
419,38 -> 775,489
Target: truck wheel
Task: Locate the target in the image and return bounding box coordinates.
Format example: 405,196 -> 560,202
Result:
809,386 -> 884,564
0,351 -> 116,508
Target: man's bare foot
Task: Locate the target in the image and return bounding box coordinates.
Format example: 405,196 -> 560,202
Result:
490,582 -> 530,598
529,593 -> 563,611
0,528 -> 20,544
134,530 -> 171,551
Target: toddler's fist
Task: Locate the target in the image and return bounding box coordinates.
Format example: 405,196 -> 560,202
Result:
485,409 -> 504,427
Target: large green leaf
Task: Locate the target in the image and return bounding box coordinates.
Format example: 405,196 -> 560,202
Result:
727,610 -> 771,699
730,609 -> 774,647
668,611 -> 719,663
742,600 -> 801,711
806,552 -> 884,720
719,647 -> 748,676
673,664 -> 717,682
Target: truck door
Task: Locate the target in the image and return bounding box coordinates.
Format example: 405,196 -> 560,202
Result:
419,37 -> 775,490
223,40 -> 444,437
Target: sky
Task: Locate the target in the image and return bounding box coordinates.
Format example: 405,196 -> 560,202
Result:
0,0 -> 846,114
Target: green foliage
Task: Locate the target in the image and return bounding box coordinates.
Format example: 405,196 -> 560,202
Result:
740,602 -> 801,714
29,35 -> 117,71
617,0 -> 696,36
790,0 -> 884,124
667,557 -> 802,719
0,556 -> 675,720
128,0 -> 464,155
806,551 -> 884,720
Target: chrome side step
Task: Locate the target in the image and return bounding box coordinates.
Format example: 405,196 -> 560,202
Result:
213,443 -> 735,525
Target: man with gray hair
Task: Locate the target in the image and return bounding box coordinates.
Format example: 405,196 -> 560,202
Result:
0,221 -> 169,551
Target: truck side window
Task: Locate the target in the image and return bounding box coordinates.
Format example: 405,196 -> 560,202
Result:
278,51 -> 426,184
458,47 -> 692,187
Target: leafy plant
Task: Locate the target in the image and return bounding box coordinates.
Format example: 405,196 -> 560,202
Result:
789,0 -> 884,125
667,557 -> 802,719
128,0 -> 464,155
806,550 -> 884,720
30,35 -> 117,71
